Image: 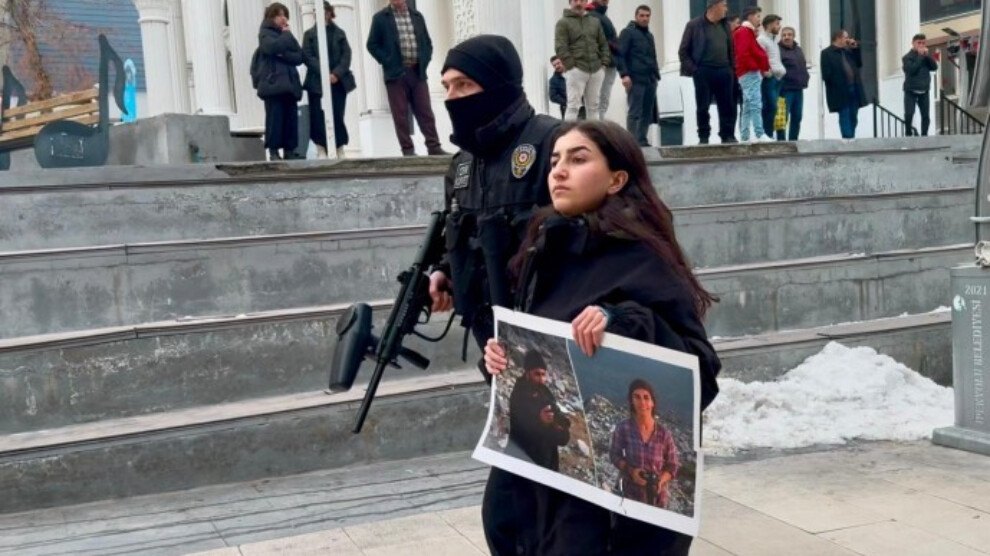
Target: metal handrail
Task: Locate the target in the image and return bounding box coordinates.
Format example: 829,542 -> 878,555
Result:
872,98 -> 918,138
940,92 -> 986,135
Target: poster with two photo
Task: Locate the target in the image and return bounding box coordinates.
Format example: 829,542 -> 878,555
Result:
473,307 -> 703,537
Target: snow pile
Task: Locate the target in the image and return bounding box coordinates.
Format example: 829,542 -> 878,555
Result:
703,342 -> 954,456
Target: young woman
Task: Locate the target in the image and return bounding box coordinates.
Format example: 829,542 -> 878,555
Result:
484,121 -> 721,555
257,3 -> 304,160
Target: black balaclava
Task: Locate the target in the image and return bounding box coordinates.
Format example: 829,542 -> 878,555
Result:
441,35 -> 524,155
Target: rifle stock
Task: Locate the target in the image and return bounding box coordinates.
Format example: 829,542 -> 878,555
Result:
329,210 -> 448,434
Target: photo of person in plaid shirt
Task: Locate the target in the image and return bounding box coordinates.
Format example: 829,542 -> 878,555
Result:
609,378 -> 681,508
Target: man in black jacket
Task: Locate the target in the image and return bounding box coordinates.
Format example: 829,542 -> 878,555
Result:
903,33 -> 938,136
428,34 -> 561,556
589,0 -> 621,120
507,350 -> 570,471
366,0 -> 446,156
303,3 -> 356,158
777,26 -> 809,141
678,0 -> 737,144
549,55 -> 568,118
618,4 -> 660,146
821,29 -> 867,139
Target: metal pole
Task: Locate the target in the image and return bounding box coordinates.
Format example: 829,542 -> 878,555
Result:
972,4 -> 990,246
314,1 -> 338,159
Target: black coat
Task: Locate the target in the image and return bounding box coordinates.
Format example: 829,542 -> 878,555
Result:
902,50 -> 938,93
549,72 -> 567,107
618,21 -> 660,83
678,15 -> 735,77
507,377 -> 570,471
517,216 -> 721,410
255,21 -> 304,100
820,45 -> 868,113
302,22 -> 356,95
439,100 -> 561,344
779,41 -> 809,91
588,5 -> 620,69
366,6 -> 433,82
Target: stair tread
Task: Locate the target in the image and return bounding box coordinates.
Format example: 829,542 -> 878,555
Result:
0,311 -> 950,455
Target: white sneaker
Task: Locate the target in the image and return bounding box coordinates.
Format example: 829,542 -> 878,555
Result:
336,147 -> 347,159
755,134 -> 775,143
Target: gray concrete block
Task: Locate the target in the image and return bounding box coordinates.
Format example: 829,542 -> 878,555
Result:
106,114 -> 265,166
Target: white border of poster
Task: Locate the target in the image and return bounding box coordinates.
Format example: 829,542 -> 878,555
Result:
472,307 -> 703,537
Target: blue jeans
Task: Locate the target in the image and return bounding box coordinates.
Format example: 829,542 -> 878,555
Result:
738,71 -> 764,140
777,89 -> 804,141
761,77 -> 781,137
838,85 -> 860,138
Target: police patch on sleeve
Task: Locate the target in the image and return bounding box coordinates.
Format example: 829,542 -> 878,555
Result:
453,162 -> 471,189
511,144 -> 537,179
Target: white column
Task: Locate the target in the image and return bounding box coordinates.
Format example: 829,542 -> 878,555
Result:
660,0 -> 691,71
521,0 -> 551,115
418,0 -> 452,95
134,0 -> 180,115
301,0 -> 317,30
226,0 -> 267,132
357,0 -> 400,156
772,0 -> 802,33
186,0 -> 235,115
452,0 -> 480,44
803,0 -> 831,139
167,0 -> 191,113
332,0 -> 363,155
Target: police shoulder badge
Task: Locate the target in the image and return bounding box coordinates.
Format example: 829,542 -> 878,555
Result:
511,144 -> 537,179
453,162 -> 471,190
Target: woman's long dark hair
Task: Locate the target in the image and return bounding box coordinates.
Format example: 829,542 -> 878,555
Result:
511,121 -> 717,317
264,2 -> 289,21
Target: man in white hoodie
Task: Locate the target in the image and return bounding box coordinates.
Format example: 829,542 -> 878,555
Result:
757,14 -> 786,138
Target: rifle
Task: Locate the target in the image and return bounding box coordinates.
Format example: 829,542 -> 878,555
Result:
328,210 -> 450,433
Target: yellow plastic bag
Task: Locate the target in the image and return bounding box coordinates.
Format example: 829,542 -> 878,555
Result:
774,96 -> 788,131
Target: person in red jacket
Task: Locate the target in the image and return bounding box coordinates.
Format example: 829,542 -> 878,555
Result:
733,6 -> 772,142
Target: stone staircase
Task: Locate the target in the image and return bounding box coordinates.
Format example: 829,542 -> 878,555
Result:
0,135 -> 979,515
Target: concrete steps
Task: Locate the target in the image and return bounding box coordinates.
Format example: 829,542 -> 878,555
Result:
0,235 -> 966,338
0,311 -> 950,514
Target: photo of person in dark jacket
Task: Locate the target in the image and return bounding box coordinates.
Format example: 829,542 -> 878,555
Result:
550,55 -> 568,119
777,27 -> 809,141
618,4 -> 660,147
821,29 -> 868,139
303,2 -> 356,158
484,120 -> 720,555
902,33 -> 938,136
256,2 -> 304,160
506,350 -> 571,472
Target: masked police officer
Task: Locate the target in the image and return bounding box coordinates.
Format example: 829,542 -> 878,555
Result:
427,35 -> 561,555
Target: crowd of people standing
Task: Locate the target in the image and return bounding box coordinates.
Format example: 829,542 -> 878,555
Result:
250,0 -> 941,159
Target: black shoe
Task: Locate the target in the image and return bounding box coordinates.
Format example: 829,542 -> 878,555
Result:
721,137 -> 739,144
268,148 -> 282,160
698,138 -> 710,145
401,150 -> 417,157
427,148 -> 451,156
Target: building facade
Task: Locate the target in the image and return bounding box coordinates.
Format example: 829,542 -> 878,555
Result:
131,0 -> 928,155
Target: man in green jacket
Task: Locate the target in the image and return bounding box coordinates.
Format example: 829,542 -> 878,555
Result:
555,0 -> 610,121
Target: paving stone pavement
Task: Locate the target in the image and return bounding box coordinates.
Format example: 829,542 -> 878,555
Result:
4,441 -> 990,555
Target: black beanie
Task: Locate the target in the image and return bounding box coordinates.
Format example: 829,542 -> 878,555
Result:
441,35 -> 523,93
523,350 -> 547,372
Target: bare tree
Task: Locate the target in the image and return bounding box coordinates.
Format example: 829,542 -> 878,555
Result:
0,0 -> 96,100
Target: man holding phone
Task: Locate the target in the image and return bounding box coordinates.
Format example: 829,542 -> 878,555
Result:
821,29 -> 867,139
902,33 -> 938,136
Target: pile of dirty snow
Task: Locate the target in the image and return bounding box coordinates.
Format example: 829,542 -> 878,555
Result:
703,342 -> 954,456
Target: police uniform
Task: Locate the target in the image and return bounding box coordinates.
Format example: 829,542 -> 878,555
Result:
438,35 -> 562,556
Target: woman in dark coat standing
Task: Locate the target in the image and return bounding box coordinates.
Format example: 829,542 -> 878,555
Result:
256,2 -> 304,160
484,120 -> 721,555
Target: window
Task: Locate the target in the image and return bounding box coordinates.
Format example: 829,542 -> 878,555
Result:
920,0 -> 982,23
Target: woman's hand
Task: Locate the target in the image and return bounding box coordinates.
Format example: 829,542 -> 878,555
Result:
484,339 -> 508,376
572,305 -> 608,357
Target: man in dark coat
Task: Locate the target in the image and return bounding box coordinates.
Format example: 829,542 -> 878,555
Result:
507,350 -> 570,471
588,0 -> 621,120
618,4 -> 660,146
428,34 -> 561,556
366,0 -> 447,156
549,55 -> 568,119
821,28 -> 868,139
778,26 -> 809,140
902,33 -> 938,136
678,0 -> 738,144
303,2 -> 356,158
